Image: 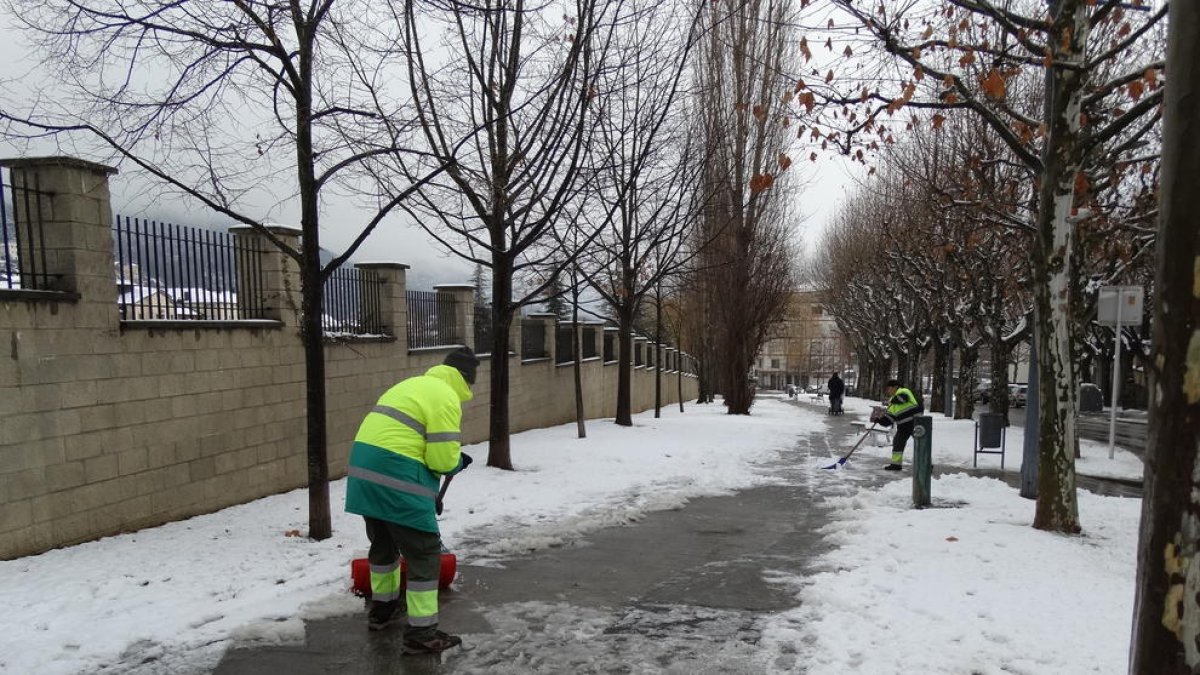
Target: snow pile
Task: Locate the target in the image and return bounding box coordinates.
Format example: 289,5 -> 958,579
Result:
760,473 -> 1140,674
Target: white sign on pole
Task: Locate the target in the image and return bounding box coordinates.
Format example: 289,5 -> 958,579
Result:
1097,285 -> 1144,326
1097,285 -> 1142,459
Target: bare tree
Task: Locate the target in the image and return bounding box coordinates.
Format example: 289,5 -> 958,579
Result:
819,0 -> 1165,533
694,0 -> 801,415
557,0 -> 707,427
388,0 -> 612,469
2,0 -> 446,539
1129,0 -> 1200,669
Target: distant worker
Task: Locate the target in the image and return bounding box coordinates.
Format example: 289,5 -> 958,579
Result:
827,372 -> 845,415
344,346 -> 479,654
870,378 -> 923,471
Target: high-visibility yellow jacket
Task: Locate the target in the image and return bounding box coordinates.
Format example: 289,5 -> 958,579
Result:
882,386 -> 921,427
344,364 -> 472,532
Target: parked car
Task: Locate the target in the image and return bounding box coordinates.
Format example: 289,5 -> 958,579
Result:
973,381 -> 993,403
1009,384 -> 1027,407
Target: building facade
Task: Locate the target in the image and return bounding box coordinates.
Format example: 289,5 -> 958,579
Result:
754,288 -> 853,391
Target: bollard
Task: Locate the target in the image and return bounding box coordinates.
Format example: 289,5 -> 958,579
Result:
912,415 -> 933,507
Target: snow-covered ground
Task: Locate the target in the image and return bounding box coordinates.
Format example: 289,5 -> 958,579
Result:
0,394 -> 1144,674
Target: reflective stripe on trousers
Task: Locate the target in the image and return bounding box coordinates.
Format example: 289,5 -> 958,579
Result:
370,559 -> 402,603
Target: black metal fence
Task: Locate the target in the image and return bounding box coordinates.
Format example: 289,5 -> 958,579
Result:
582,326 -> 598,359
112,216 -> 264,320
555,325 -> 574,364
1,169 -> 56,291
406,290 -> 461,348
323,266 -> 385,335
474,303 -> 493,355
522,319 -> 548,359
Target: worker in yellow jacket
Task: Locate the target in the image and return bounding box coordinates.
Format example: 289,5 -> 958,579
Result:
345,346 -> 478,653
871,378 -> 923,471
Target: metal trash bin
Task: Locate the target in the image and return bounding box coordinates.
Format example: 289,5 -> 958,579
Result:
974,412 -> 1007,469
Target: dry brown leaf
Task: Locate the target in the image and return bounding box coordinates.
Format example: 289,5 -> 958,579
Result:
981,69 -> 1006,99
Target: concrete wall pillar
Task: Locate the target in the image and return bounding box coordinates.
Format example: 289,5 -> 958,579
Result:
0,157 -> 118,311
355,262 -> 408,346
228,225 -> 301,325
435,284 -> 475,349
525,312 -> 557,361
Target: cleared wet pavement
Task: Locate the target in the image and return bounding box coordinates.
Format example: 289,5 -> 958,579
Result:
213,403 -> 896,674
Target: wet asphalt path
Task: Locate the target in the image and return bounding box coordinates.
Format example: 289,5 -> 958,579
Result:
213,399 -> 898,675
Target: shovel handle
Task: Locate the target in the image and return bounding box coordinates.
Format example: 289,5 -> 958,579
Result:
435,475 -> 454,516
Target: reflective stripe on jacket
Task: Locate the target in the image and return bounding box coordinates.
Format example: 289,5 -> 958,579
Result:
885,387 -> 921,426
344,364 -> 473,532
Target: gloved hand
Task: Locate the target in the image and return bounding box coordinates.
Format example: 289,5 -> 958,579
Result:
460,452 -> 474,470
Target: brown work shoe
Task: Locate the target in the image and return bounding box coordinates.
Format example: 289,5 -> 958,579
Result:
403,629 -> 463,654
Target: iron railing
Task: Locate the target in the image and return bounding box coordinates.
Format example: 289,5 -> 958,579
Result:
581,326 -> 598,359
112,216 -> 264,320
406,290 -> 461,348
1,169 -> 56,291
521,319 -> 548,360
323,266 -> 385,335
555,325 -> 574,364
474,303 -> 493,355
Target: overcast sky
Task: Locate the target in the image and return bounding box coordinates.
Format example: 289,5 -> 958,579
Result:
0,12 -> 858,292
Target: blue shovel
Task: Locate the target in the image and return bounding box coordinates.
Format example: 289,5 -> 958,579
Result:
822,423 -> 878,470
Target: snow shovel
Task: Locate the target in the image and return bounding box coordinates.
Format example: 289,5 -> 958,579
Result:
822,423 -> 878,470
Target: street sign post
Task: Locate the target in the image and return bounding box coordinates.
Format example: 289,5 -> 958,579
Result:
1096,285 -> 1144,459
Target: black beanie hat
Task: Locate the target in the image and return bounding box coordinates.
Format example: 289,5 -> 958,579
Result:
444,346 -> 480,385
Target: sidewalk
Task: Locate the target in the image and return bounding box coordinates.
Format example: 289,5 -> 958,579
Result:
214,411 -> 894,673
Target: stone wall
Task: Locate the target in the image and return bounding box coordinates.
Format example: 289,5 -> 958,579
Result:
0,157 -> 697,560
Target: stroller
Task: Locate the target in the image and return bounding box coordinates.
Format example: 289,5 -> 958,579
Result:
828,392 -> 844,415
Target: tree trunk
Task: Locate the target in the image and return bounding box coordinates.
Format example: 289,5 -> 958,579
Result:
487,261 -> 514,469
678,362 -> 685,413
990,339 -> 1012,423
930,338 -> 947,414
1032,0 -> 1088,534
300,263 -> 331,541
572,280 -> 586,438
1129,1 -> 1200,668
615,306 -> 634,425
295,45 -> 331,541
954,347 -> 977,421
654,287 -> 663,418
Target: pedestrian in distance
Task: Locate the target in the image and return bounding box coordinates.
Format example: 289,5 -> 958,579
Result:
827,372 -> 845,415
870,378 -> 923,471
344,345 -> 479,654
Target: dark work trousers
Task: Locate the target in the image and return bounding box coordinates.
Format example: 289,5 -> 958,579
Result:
890,421 -> 914,464
363,517 -> 444,634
